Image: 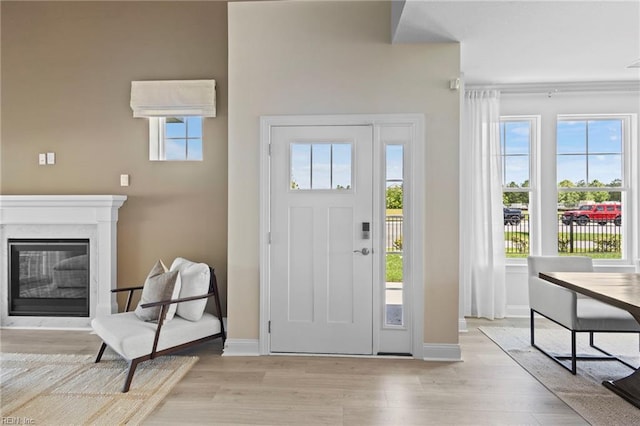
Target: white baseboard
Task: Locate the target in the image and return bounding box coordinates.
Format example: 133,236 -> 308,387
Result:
458,317 -> 468,333
505,305 -> 530,318
222,338 -> 260,356
423,343 -> 462,362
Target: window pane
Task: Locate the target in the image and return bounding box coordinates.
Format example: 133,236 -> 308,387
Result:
187,116 -> 202,138
332,144 -> 352,189
291,144 -> 311,189
166,117 -> 186,138
557,194 -> 622,259
557,155 -> 587,186
504,192 -> 529,257
386,145 -> 404,181
501,120 -> 530,188
588,120 -> 622,154
504,156 -> 529,187
187,139 -> 203,161
385,144 -> 404,326
503,121 -> 530,155
290,143 -> 353,190
588,154 -> 622,185
161,116 -> 203,161
557,121 -> 587,154
311,144 -> 331,189
165,139 -> 186,160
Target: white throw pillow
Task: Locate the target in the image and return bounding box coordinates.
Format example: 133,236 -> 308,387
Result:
134,260 -> 182,322
170,257 -> 210,322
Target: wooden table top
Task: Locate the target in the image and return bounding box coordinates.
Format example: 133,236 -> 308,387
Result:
538,272 -> 640,319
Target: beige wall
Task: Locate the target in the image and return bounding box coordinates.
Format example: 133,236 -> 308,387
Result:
228,1 -> 461,344
0,1 -> 229,313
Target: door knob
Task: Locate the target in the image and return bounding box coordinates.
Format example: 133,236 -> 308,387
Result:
353,248 -> 370,255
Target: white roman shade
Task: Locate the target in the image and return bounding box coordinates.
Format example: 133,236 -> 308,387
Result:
130,80 -> 216,117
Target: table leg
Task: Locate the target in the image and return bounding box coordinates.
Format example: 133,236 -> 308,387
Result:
603,367 -> 640,408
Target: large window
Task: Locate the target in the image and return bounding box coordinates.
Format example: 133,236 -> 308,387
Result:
556,116 -> 627,259
500,117 -> 537,257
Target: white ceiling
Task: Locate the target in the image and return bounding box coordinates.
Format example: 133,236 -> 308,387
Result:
392,0 -> 640,85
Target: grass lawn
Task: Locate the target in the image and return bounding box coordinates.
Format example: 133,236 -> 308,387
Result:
386,253 -> 403,282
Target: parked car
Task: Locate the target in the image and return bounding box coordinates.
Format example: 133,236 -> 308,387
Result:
561,202 -> 621,226
503,206 -> 522,225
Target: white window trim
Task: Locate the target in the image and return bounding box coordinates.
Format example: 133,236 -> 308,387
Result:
149,117 -> 165,161
500,115 -> 541,262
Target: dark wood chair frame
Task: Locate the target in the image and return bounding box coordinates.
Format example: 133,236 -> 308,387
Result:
530,308 -> 638,375
95,266 -> 226,392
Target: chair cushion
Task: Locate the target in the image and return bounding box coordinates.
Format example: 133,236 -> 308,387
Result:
134,260 -> 181,322
170,258 -> 210,322
92,312 -> 221,360
576,298 -> 640,332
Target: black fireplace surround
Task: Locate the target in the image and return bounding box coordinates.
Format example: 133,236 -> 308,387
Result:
8,239 -> 90,317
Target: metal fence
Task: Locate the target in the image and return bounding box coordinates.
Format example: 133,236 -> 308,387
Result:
387,213 -> 622,257
504,213 -> 622,256
386,215 -> 403,253
558,215 -> 621,254
504,214 -> 530,255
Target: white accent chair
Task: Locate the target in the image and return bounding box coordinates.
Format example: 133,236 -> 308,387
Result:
91,259 -> 225,392
528,255 -> 640,374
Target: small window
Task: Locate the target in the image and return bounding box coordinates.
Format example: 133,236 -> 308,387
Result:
149,116 -> 203,161
290,143 -> 352,190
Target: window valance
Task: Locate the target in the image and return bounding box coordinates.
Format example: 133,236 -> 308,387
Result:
130,80 -> 216,117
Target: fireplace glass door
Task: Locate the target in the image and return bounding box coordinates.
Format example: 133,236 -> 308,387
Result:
8,239 -> 89,317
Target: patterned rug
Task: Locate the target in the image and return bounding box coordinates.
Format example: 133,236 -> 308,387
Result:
480,326 -> 640,425
0,352 -> 197,425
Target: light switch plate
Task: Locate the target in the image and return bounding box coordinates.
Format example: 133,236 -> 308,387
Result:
46,152 -> 55,165
120,174 -> 129,187
39,153 -> 46,165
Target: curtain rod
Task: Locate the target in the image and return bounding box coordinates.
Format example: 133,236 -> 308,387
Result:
466,80 -> 640,95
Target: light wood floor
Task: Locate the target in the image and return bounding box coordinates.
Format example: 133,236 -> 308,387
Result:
0,318 -> 587,425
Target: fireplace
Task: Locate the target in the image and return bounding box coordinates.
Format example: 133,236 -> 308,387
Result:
0,195 -> 126,328
9,239 -> 90,317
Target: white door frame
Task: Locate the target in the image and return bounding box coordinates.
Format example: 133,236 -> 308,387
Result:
259,114 -> 425,358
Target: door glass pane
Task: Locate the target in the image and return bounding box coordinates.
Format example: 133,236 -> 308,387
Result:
311,144 -> 331,189
385,144 -> 403,326
291,144 -> 311,189
332,144 -> 352,189
290,143 -> 352,190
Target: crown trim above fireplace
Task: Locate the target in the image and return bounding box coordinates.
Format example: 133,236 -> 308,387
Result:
0,195 -> 127,329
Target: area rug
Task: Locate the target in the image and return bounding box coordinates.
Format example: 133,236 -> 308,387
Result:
480,326 -> 640,425
0,352 -> 198,425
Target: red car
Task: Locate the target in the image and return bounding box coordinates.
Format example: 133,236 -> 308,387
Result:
561,203 -> 621,226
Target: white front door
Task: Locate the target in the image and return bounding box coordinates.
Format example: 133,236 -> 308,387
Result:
269,125 -> 373,354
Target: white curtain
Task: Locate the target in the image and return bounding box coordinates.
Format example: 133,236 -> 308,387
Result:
461,90 -> 506,320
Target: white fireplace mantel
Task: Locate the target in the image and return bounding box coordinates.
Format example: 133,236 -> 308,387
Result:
0,195 -> 127,329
